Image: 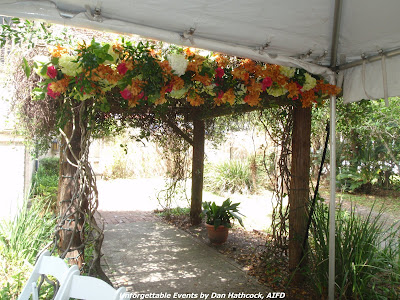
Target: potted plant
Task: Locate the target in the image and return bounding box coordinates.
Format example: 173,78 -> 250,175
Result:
202,199 -> 244,245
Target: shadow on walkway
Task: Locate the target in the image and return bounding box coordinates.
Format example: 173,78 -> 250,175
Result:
99,211 -> 270,297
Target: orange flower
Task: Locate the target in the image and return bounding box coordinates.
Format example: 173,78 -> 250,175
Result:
159,60 -> 173,76
214,89 -> 235,106
186,55 -> 205,74
232,67 -> 250,84
50,76 -> 70,93
223,89 -> 236,105
193,74 -> 212,86
49,45 -> 69,58
300,90 -> 316,108
156,87 -> 168,105
128,98 -> 139,107
130,78 -> 146,96
285,81 -> 300,99
244,92 -> 261,107
171,76 -> 185,90
184,47 -> 195,57
315,80 -> 341,96
187,94 -> 204,106
214,54 -> 230,68
247,78 -> 262,95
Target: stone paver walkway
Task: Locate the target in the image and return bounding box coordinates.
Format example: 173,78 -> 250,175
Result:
100,220 -> 271,299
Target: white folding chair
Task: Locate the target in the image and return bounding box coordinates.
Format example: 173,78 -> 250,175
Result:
18,250 -> 80,300
54,274 -> 126,300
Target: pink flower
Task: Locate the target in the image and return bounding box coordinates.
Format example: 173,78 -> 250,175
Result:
47,83 -> 60,99
261,77 -> 272,91
47,66 -> 57,79
216,67 -> 224,79
120,88 -> 132,100
117,63 -> 128,75
138,91 -> 144,99
218,90 -> 224,99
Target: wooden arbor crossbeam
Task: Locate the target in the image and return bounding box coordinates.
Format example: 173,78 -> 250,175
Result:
100,92 -> 297,223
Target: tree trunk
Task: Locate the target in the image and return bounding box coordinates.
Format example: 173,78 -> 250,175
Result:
288,105 -> 311,284
57,106 -> 86,268
190,118 -> 205,225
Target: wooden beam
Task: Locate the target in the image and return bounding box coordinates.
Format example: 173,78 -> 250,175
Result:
288,105 -> 312,284
190,118 -> 205,225
162,116 -> 193,146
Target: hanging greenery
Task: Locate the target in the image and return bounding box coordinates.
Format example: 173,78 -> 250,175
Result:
27,39 -> 341,112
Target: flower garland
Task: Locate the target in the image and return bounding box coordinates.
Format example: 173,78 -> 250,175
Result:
31,40 -> 341,109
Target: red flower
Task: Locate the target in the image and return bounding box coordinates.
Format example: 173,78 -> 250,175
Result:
138,91 -> 144,99
218,90 -> 224,99
216,67 -> 224,79
47,66 -> 57,79
117,63 -> 128,75
166,83 -> 173,93
47,83 -> 60,99
261,77 -> 272,91
120,88 -> 132,99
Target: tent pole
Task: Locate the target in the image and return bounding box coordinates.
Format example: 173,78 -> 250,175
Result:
329,90 -> 337,300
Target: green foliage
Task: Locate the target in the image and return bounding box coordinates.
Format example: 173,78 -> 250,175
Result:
157,207 -> 190,218
31,157 -> 59,211
0,18 -> 66,48
205,160 -> 253,194
311,97 -> 400,192
202,199 -> 244,229
309,201 -> 400,299
0,197 -> 57,298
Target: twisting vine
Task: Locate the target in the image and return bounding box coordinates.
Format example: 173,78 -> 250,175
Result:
259,107 -> 293,252
50,99 -> 110,283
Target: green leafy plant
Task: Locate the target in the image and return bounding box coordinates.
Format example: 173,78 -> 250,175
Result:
31,157 -> 60,213
0,196 -> 57,299
205,160 -> 252,194
309,201 -> 400,299
202,199 -> 244,229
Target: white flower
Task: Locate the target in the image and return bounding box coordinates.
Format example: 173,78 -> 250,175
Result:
167,53 -> 188,76
302,73 -> 317,91
280,66 -> 296,78
59,55 -> 82,77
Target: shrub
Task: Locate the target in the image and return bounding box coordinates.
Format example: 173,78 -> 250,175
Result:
0,197 -> 57,299
205,160 -> 252,194
31,157 -> 59,212
309,201 -> 400,299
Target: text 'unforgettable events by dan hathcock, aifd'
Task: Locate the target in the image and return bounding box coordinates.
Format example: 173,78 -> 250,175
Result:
122,292 -> 286,299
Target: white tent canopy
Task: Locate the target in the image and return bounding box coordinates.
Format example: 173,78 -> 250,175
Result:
1,1 -> 399,299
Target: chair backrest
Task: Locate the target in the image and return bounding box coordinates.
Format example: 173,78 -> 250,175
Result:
54,274 -> 127,300
18,250 -> 80,300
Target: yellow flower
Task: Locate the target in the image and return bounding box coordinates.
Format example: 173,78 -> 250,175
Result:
302,73 -> 317,91
280,66 -> 296,78
59,55 -> 82,77
267,86 -> 287,97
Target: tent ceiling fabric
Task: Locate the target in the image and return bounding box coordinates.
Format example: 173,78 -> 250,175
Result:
1,0 -> 400,102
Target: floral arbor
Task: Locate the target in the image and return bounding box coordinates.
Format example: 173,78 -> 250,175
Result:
25,38 -> 340,282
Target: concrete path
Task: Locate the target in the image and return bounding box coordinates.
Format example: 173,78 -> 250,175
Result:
99,211 -> 271,299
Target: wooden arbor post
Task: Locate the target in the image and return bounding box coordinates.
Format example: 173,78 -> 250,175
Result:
190,118 -> 205,225
288,105 -> 312,283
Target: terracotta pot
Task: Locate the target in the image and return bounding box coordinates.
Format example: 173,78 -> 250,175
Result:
205,223 -> 229,245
